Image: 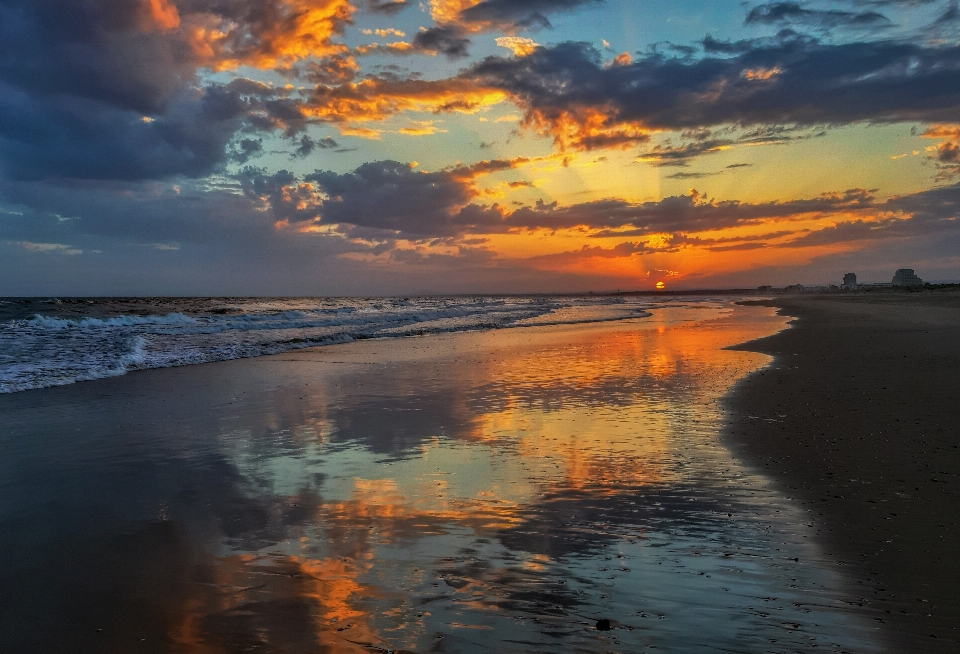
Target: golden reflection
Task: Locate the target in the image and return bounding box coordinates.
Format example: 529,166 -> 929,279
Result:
169,552 -> 378,653
163,305 -> 784,650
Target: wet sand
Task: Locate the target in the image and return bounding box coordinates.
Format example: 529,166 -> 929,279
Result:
726,292 -> 960,652
0,303 -> 884,653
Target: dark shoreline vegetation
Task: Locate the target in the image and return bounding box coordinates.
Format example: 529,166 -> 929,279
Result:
724,292 -> 960,653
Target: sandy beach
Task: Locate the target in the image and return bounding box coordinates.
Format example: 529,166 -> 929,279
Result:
726,292 -> 960,653
0,301 -> 887,653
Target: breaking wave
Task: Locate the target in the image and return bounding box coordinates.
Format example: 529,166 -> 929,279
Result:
0,295 -> 708,393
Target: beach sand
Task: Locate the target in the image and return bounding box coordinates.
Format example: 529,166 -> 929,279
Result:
726,292 -> 960,653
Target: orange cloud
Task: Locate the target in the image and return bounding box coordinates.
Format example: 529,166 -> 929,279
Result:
922,124 -> 960,140
742,67 -> 781,81
143,0 -> 180,31
399,120 -> 448,135
354,41 -> 415,55
301,77 -> 507,131
524,106 -> 652,150
430,0 -> 484,28
922,125 -> 960,177
495,36 -> 539,57
186,0 -> 356,70
447,156 -> 535,181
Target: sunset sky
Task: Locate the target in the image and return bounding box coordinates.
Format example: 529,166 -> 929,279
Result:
2,0 -> 960,294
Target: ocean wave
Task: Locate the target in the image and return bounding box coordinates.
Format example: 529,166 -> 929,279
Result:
25,312 -> 198,329
0,296 -> 690,394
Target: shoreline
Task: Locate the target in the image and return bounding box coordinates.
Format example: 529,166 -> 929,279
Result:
2,303 -> 887,653
0,295 -> 663,395
723,292 -> 960,652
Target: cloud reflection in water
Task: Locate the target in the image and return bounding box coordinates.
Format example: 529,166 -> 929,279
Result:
0,302 -> 880,652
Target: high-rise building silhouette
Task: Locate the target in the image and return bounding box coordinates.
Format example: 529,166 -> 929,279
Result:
891,269 -> 923,286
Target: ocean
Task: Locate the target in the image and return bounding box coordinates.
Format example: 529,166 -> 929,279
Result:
1,295 -> 669,393
0,298 -> 882,652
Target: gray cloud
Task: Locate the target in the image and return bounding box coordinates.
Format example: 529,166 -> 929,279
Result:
3,166 -> 960,294
458,0 -> 604,30
6,149 -> 958,251
228,161 -> 887,239
360,0 -> 410,15
239,161 -> 505,237
744,3 -> 894,32
0,0 -> 354,181
410,26 -> 473,58
292,135 -> 340,159
467,38 -> 960,150
504,189 -> 877,233
407,0 -> 603,59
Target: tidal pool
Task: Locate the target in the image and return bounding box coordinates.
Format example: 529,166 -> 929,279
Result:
0,302 -> 880,652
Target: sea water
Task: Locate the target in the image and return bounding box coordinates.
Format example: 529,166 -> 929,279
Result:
0,300 -> 882,652
0,295 -> 658,393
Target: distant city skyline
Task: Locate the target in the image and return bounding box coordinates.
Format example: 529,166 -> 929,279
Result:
2,0 -> 960,295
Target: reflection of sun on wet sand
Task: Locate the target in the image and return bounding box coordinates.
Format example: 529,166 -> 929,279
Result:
163,306 -> 824,652
168,552 -> 381,653
466,312 -> 781,494
0,301 -> 884,653
159,308 -> 800,651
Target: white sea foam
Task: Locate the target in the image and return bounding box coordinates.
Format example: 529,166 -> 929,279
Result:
0,296 -> 723,393
26,313 -> 199,329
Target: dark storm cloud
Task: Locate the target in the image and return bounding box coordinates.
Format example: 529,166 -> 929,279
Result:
0,0 -> 354,181
0,0 -> 352,109
0,82 -> 240,180
466,38 -> 960,150
0,0 -> 196,113
744,3 -> 893,31
0,78 -> 314,180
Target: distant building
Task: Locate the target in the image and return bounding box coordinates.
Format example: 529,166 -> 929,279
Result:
842,272 -> 857,290
891,268 -> 923,286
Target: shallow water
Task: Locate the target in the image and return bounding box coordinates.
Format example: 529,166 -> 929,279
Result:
0,303 -> 880,653
0,295 -> 659,393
